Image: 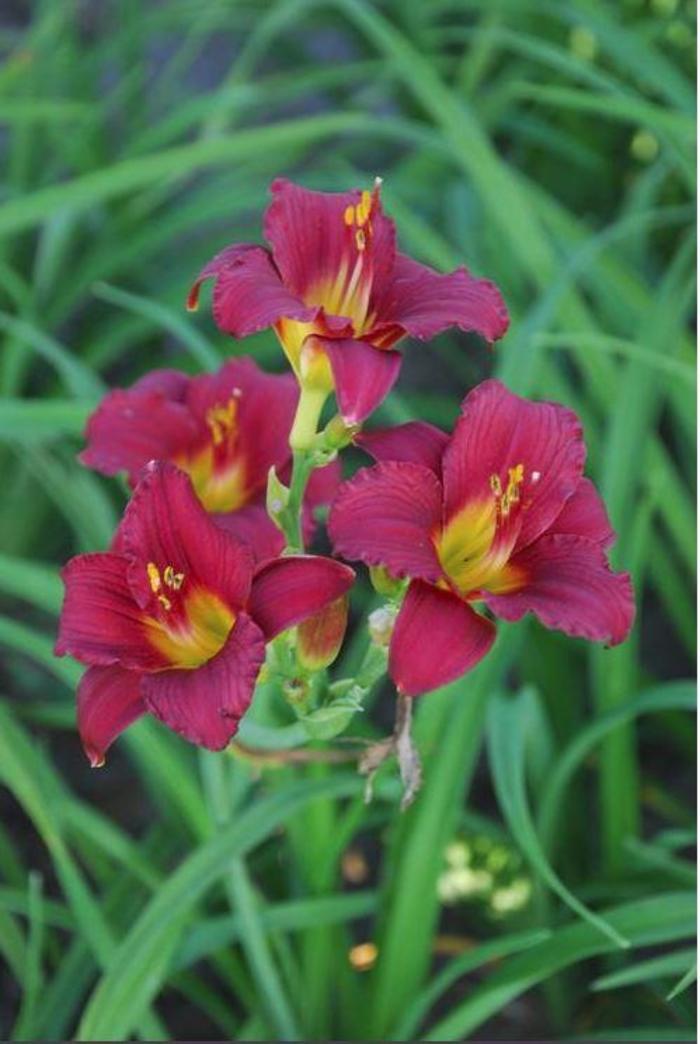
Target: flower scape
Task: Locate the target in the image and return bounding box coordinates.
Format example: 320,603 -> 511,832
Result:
56,178 -> 634,803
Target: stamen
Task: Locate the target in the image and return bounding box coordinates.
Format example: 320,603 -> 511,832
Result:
508,464 -> 524,487
340,253 -> 365,316
493,463 -> 525,518
206,398 -> 238,447
355,228 -> 366,252
343,204 -> 355,227
147,562 -> 161,592
356,190 -> 372,226
163,565 -> 185,590
158,594 -> 172,611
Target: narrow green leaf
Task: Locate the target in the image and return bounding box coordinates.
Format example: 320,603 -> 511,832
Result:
592,947 -> 696,992
666,961 -> 697,1002
538,682 -> 696,855
0,400 -> 94,445
424,892 -> 695,1041
487,688 -> 628,948
77,775 -> 361,1041
394,928 -> 551,1040
92,281 -> 221,371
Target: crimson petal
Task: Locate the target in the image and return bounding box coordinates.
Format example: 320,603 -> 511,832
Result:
132,368 -> 190,401
302,458 -> 342,545
356,421 -> 448,476
375,253 -> 509,343
263,178 -> 396,304
56,554 -> 164,669
548,477 -> 616,548
322,337 -> 402,424
443,379 -> 585,552
389,579 -> 496,696
77,665 -> 146,767
329,461 -> 443,581
304,458 -> 342,510
248,555 -> 355,640
214,503 -> 285,564
141,613 -> 265,750
190,243 -> 315,337
485,533 -> 634,646
119,462 -> 253,611
80,387 -> 197,485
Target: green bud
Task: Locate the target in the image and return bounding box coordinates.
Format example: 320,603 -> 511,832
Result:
266,466 -> 290,532
323,413 -> 361,451
300,696 -> 360,741
369,565 -> 405,599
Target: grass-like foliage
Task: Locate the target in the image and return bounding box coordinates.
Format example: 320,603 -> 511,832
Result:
0,0 -> 695,1039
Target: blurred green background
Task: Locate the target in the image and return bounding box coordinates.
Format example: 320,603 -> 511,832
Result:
0,0 -> 695,1040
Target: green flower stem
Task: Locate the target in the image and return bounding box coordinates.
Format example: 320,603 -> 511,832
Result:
276,411 -> 357,552
355,639 -> 389,691
277,449 -> 316,552
289,385 -> 328,451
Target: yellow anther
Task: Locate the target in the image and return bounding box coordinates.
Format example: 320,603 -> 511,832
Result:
206,398 -> 238,447
508,463 -> 524,487
493,463 -> 525,518
343,204 -> 355,226
163,565 -> 185,590
147,562 -> 161,593
356,189 -> 372,226
158,594 -> 172,611
355,228 -> 366,252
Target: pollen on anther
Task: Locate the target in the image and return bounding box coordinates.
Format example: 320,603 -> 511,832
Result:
357,190 -> 372,225
489,474 -> 502,496
343,204 -> 355,227
147,562 -> 161,593
163,565 -> 185,590
355,229 -> 366,251
508,464 -> 525,486
158,594 -> 172,611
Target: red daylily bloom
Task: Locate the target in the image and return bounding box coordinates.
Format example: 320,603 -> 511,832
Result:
330,380 -> 634,696
188,179 -> 509,425
56,462 -> 354,763
80,357 -> 339,562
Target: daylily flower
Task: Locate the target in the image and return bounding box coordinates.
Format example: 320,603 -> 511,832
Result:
80,357 -> 339,562
187,178 -> 509,438
329,380 -> 634,696
55,462 -> 354,763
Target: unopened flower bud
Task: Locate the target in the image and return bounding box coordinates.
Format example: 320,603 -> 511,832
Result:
369,565 -> 404,599
283,677 -> 310,706
297,595 -> 349,670
368,605 -> 396,647
324,414 -> 360,451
